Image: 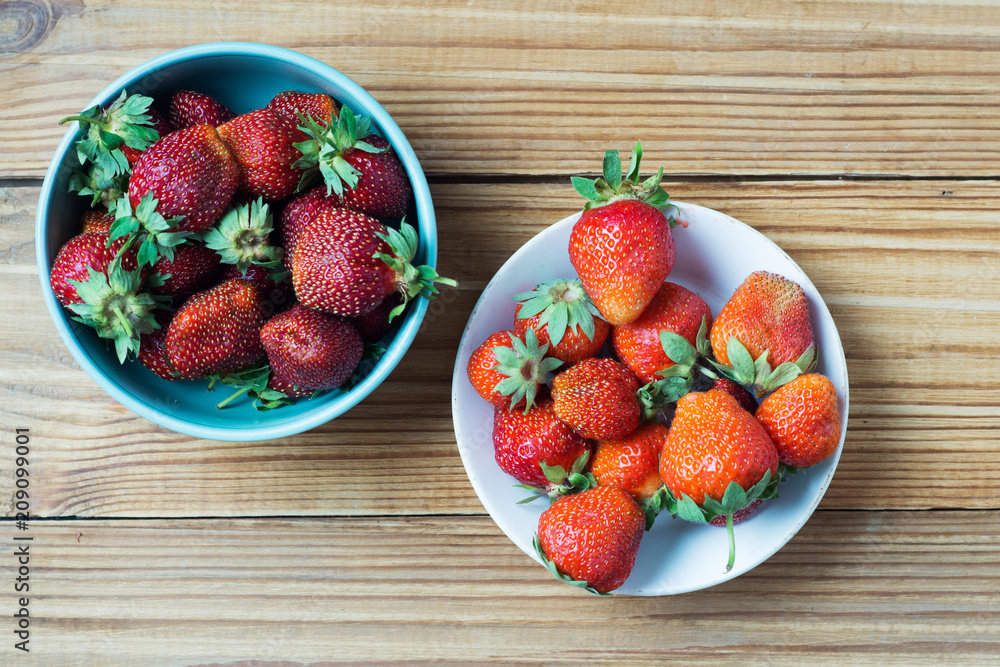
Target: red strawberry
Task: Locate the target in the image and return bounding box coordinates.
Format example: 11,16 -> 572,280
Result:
121,107 -> 173,166
266,91 -> 338,125
492,398 -> 593,490
709,270 -> 816,395
512,279 -> 609,364
80,209 -> 115,235
569,142 -> 676,326
291,210 -> 454,319
590,420 -> 668,503
611,281 -> 712,385
138,310 -> 179,381
49,231 -> 141,306
295,107 -> 412,219
148,242 -> 223,301
467,329 -> 561,412
222,263 -> 295,317
169,90 -> 236,130
659,389 -> 780,571
165,279 -> 267,379
127,124 -> 239,234
49,231 -> 159,363
278,185 -> 342,264
535,485 -> 645,594
711,378 -> 758,414
551,357 -> 641,440
755,373 -> 841,468
217,109 -> 307,201
260,305 -> 364,397
353,293 -> 402,343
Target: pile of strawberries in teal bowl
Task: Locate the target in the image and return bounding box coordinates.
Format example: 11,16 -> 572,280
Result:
36,42 -> 448,441
453,143 -> 849,595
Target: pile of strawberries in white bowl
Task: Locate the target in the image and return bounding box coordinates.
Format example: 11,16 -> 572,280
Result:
49,88 -> 452,411
464,144 -> 844,594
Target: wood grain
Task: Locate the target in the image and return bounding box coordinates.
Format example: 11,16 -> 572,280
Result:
5,0 -> 1000,177
2,180 -> 999,517
1,512 -> 998,665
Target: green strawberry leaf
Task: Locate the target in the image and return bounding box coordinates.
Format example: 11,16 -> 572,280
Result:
726,336 -> 756,385
675,493 -> 709,524
660,330 -> 697,366
571,177 -> 601,202
625,141 -> 643,183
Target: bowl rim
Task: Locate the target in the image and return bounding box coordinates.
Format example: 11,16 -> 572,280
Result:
35,42 -> 436,442
450,201 -> 850,595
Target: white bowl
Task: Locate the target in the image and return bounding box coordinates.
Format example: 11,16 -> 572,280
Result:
451,201 -> 849,596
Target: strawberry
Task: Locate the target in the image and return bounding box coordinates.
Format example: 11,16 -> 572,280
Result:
512,279 -> 609,364
590,420 -> 668,503
291,210 -> 454,319
353,293 -> 402,343
294,107 -> 412,219
755,373 -> 841,468
259,305 -> 364,397
222,263 -> 295,317
127,123 -> 239,235
612,281 -> 712,385
165,279 -> 267,379
534,485 -> 645,594
60,90 -> 162,178
138,310 -> 179,381
217,109 -> 307,201
199,198 -> 283,273
659,389 -> 780,571
49,231 -> 142,306
266,91 -> 338,125
79,209 -> 115,235
551,357 -> 641,440
148,242 -> 223,302
50,232 -> 160,363
169,90 -> 235,130
710,378 -> 758,414
278,185 -> 342,264
569,142 -> 676,326
708,271 -> 816,396
467,329 -> 561,412
492,398 -> 593,494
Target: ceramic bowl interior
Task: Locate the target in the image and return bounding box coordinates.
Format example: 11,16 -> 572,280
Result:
36,42 -> 436,441
451,202 -> 849,595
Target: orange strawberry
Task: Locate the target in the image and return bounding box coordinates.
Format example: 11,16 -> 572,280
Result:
569,142 -> 676,326
755,373 -> 841,468
80,209 -> 115,235
492,398 -> 593,493
590,420 -> 668,503
551,357 -> 641,440
659,389 -> 781,571
467,329 -> 562,412
612,281 -> 712,385
708,271 -> 816,396
534,485 -> 645,594
512,279 -> 609,364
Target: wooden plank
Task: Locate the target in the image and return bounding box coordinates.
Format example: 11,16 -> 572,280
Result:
3,180 -> 999,517
5,1 -> 1000,177
3,512 -> 999,665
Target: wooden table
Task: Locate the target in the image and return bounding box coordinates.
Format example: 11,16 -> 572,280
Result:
2,1 -> 999,664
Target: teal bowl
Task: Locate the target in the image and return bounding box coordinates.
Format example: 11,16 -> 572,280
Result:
36,42 -> 437,441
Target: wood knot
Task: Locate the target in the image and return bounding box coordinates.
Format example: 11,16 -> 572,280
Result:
0,0 -> 52,53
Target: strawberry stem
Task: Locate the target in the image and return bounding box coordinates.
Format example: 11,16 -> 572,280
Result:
113,305 -> 133,338
216,385 -> 251,410
725,512 -> 736,572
